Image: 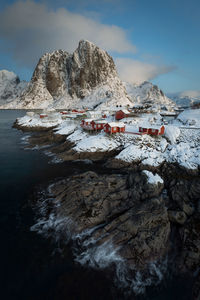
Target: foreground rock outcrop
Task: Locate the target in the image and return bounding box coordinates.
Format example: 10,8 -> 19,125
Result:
37,170 -> 170,269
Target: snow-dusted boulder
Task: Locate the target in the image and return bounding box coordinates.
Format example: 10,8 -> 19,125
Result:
164,126 -> 180,144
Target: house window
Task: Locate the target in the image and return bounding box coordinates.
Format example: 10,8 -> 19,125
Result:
152,129 -> 155,133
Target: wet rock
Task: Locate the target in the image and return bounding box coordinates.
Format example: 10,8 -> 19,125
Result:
179,212 -> 200,272
49,170 -> 170,268
128,171 -> 164,201
168,210 -> 187,225
193,274 -> 200,300
58,149 -> 119,162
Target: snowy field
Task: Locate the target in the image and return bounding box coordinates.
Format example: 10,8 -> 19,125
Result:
17,109 -> 200,170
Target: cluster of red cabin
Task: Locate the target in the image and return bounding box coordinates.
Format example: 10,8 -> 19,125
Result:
60,109 -> 86,115
81,119 -> 125,134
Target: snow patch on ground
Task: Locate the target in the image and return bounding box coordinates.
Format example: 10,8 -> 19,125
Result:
67,128 -> 89,144
143,170 -> 163,185
17,113 -> 62,128
74,132 -> 120,152
164,126 -> 180,144
166,142 -> 200,170
178,109 -> 200,126
54,120 -> 77,135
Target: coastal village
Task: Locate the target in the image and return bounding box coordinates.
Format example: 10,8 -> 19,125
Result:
34,105 -> 178,136
19,103 -> 200,171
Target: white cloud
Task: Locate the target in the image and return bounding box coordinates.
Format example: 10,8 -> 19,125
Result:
115,58 -> 175,84
0,0 -> 136,67
180,90 -> 200,98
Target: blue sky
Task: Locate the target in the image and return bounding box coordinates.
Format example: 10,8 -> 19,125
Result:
0,0 -> 199,94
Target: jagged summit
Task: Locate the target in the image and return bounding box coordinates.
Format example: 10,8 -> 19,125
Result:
11,39 -> 130,109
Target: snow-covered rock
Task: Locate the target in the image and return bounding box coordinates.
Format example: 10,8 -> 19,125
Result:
178,109 -> 200,127
16,113 -> 62,128
5,40 -> 132,110
142,170 -> 164,185
74,133 -> 119,152
0,70 -> 27,107
124,81 -> 174,110
164,126 -> 180,144
55,120 -> 77,135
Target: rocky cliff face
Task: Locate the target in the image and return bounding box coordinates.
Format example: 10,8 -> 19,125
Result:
0,70 -> 27,106
124,81 -> 174,110
18,40 -> 131,109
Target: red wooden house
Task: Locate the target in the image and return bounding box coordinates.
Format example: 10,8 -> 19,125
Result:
93,120 -> 107,131
81,119 -> 95,130
139,125 -> 165,136
104,122 -> 125,134
60,111 -> 68,115
115,109 -> 130,120
40,113 -> 48,118
72,109 -> 85,113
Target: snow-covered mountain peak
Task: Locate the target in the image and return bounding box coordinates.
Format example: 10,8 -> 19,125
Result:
0,41 -> 176,110
4,39 -> 131,109
0,70 -> 19,83
124,81 -> 174,110
168,92 -> 200,108
0,70 -> 27,107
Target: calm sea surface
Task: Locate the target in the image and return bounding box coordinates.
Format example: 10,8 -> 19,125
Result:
0,110 -> 192,300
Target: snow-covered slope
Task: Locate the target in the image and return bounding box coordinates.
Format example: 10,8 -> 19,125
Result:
3,40 -> 132,110
124,81 -> 174,110
0,70 -> 27,107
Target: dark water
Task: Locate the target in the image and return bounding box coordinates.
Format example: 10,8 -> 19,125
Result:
0,110 -> 193,300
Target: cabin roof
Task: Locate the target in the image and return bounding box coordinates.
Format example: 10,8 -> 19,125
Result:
94,119 -> 107,124
120,109 -> 130,114
87,110 -> 102,115
83,118 -> 94,122
107,122 -> 125,128
139,123 -> 164,130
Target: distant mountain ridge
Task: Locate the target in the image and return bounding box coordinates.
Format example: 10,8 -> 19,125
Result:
167,92 -> 200,108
